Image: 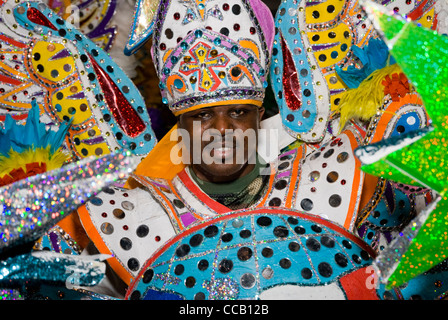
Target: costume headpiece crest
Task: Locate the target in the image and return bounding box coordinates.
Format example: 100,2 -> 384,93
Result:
129,0 -> 275,116
270,0 -> 438,143
125,0 -> 275,181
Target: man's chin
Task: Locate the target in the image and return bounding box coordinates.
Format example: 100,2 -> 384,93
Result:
193,163 -> 251,183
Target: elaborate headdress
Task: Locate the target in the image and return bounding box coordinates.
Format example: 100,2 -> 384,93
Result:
127,0 -> 275,181
149,0 -> 275,115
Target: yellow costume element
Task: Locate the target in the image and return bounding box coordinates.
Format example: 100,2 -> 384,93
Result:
0,147 -> 69,185
126,125 -> 183,188
335,64 -> 405,131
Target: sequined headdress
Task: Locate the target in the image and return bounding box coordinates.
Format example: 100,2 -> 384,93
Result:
129,0 -> 275,116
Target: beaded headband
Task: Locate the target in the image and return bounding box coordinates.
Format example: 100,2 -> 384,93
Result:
148,0 -> 275,115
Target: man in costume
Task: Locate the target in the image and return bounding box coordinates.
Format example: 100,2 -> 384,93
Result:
56,0 -> 446,300
0,0 -> 437,300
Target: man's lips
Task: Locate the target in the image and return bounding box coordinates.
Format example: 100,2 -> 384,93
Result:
202,141 -> 237,159
212,146 -> 234,158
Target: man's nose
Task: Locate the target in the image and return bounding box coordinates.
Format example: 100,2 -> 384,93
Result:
212,114 -> 233,135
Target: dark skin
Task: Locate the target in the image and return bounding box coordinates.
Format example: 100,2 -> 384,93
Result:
178,104 -> 265,183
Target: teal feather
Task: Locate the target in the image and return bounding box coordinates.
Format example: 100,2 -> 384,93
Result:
0,100 -> 72,158
336,38 -> 397,89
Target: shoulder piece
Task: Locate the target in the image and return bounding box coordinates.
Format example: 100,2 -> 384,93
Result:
258,145 -> 306,209
291,126 -> 364,230
78,186 -> 176,285
131,173 -> 218,233
356,178 -> 438,251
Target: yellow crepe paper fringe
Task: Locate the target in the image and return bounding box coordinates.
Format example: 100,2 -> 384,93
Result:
125,125 -> 186,188
0,146 -> 69,178
335,64 -> 405,132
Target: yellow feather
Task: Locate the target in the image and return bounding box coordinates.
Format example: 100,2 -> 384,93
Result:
335,64 -> 405,132
0,147 -> 69,177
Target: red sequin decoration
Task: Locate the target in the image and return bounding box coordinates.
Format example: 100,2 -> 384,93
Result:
89,56 -> 146,138
27,7 -> 57,31
382,72 -> 410,102
0,162 -> 47,187
281,36 -> 302,111
330,138 -> 340,146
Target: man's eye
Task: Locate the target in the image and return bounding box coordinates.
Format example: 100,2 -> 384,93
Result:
231,109 -> 246,117
194,112 -> 211,119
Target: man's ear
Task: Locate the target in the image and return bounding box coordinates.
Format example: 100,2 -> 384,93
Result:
258,106 -> 265,122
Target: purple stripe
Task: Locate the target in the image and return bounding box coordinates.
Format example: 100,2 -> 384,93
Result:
77,0 -> 95,10
327,122 -> 334,135
51,49 -> 71,60
86,0 -> 117,38
152,182 -> 170,190
279,149 -> 297,157
384,182 -> 395,213
384,231 -> 393,243
277,171 -> 292,179
357,224 -> 367,238
81,136 -> 105,145
49,232 -> 60,253
180,212 -> 197,227
306,1 -> 323,6
51,0 -> 65,8
311,43 -> 337,51
67,92 -> 85,99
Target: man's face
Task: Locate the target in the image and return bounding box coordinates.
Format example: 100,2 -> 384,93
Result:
178,104 -> 264,183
